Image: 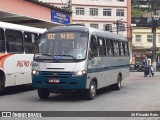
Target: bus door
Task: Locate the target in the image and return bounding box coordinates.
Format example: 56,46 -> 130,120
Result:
5,29 -> 25,86
89,35 -> 99,66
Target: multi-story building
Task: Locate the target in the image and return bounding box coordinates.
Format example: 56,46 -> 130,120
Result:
40,0 -> 131,40
131,17 -> 160,63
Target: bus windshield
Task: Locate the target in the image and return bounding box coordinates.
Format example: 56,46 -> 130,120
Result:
38,32 -> 89,61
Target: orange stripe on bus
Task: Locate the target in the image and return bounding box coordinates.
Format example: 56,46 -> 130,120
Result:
0,54 -> 14,69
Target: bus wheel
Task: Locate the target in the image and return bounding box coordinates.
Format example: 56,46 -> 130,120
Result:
115,75 -> 122,90
0,81 -> 4,93
38,88 -> 50,99
0,72 -> 5,93
85,80 -> 97,100
110,75 -> 122,90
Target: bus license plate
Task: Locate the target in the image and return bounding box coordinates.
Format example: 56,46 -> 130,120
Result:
49,78 -> 59,84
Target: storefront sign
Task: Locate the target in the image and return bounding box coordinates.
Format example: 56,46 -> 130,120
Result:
51,11 -> 70,25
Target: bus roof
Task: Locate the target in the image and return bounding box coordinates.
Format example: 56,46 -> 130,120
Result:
45,25 -> 127,41
0,21 -> 46,33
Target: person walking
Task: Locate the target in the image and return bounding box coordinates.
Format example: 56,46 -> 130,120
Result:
148,58 -> 152,77
143,56 -> 148,77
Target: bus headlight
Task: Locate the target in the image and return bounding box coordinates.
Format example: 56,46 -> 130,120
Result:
32,70 -> 39,76
73,70 -> 86,77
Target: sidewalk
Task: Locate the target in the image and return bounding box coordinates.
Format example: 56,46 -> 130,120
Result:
125,72 -> 160,81
124,71 -> 160,112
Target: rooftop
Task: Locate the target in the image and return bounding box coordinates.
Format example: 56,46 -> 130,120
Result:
26,0 -> 72,14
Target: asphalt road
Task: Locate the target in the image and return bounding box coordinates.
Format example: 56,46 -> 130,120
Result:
1,72 -> 160,120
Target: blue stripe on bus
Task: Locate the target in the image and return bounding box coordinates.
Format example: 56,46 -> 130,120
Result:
87,64 -> 129,73
32,72 -> 87,89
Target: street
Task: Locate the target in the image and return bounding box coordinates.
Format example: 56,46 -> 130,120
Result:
0,72 -> 160,120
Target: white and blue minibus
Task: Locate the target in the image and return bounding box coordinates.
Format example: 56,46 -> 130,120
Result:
32,25 -> 130,100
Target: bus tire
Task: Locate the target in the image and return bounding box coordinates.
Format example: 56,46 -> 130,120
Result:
85,80 -> 97,100
109,75 -> 122,90
38,88 -> 50,99
0,71 -> 5,93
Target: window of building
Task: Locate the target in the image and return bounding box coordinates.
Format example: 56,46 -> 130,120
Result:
0,28 -> 5,52
147,35 -> 153,42
98,37 -> 106,56
118,23 -> 125,32
135,35 -> 141,42
104,24 -> 112,31
24,32 -> 38,54
90,8 -> 98,16
103,9 -> 111,16
90,24 -> 99,29
6,29 -> 23,53
116,9 -> 124,16
76,8 -> 85,15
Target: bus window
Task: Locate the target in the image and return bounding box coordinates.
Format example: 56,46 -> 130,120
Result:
119,42 -> 125,56
98,37 -> 106,56
6,29 -> 23,53
0,28 -> 5,52
90,36 -> 98,57
113,41 -> 120,56
106,39 -> 113,56
124,42 -> 129,56
24,32 -> 38,54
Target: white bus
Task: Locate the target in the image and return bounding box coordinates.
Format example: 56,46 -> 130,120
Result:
0,21 -> 46,92
32,25 -> 130,100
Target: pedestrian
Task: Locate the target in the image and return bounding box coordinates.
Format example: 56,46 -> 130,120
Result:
151,66 -> 154,77
147,58 -> 152,77
143,56 -> 148,77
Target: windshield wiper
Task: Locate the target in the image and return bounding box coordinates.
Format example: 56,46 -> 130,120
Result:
34,52 -> 56,60
55,54 -> 78,61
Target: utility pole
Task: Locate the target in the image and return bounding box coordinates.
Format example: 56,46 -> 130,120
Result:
116,20 -> 119,34
151,0 -> 158,71
116,19 -> 123,34
68,0 -> 72,12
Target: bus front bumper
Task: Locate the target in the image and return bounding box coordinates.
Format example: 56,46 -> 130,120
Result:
32,71 -> 87,90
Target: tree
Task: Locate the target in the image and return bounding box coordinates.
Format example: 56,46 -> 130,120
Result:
131,0 -> 160,17
132,9 -> 144,17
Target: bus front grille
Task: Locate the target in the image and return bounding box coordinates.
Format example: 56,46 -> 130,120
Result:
41,71 -> 72,78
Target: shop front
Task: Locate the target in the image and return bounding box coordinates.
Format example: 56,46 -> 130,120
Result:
132,48 -> 160,64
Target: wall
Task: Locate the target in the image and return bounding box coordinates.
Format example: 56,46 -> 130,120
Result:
0,0 -> 51,21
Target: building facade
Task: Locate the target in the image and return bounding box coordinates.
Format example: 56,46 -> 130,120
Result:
131,16 -> 160,64
132,27 -> 160,63
40,0 -> 131,39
